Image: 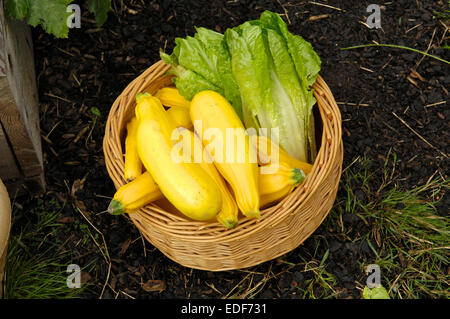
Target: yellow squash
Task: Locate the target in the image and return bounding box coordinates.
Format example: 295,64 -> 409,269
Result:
108,172 -> 163,215
135,93 -> 222,221
178,127 -> 239,228
256,136 -> 313,175
190,90 -> 260,219
155,87 -> 190,108
259,162 -> 306,208
260,185 -> 295,208
259,162 -> 306,196
167,106 -> 193,129
123,117 -> 143,182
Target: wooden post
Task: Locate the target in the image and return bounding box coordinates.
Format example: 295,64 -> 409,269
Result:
0,3 -> 45,196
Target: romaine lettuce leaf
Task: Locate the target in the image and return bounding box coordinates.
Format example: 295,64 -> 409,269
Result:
224,24 -> 274,133
255,11 -> 321,161
225,23 -> 309,161
225,14 -> 320,162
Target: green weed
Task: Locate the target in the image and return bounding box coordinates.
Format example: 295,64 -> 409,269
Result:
3,198 -> 93,299
339,154 -> 449,298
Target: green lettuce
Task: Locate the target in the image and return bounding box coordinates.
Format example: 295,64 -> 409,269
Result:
160,27 -> 242,119
257,11 -> 321,160
160,11 -> 321,163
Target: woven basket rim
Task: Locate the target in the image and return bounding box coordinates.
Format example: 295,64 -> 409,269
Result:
102,60 -> 343,270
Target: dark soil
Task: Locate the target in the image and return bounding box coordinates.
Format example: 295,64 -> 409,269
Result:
17,0 -> 450,299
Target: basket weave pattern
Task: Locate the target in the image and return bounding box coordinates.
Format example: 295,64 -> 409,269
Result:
103,60 -> 343,271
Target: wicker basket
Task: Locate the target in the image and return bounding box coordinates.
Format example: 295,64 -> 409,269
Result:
103,60 -> 343,271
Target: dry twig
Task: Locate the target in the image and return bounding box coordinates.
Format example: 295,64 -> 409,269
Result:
392,112 -> 449,159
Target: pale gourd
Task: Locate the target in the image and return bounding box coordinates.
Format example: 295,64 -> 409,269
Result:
0,178 -> 12,297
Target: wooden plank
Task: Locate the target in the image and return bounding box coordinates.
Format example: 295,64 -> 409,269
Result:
0,121 -> 20,180
1,174 -> 45,198
0,4 -> 45,194
0,77 -> 42,177
0,1 -> 5,78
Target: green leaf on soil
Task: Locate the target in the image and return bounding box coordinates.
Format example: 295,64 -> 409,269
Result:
27,0 -> 74,38
4,0 -> 74,38
4,0 -> 29,20
88,0 -> 111,27
362,286 -> 391,299
90,106 -> 101,117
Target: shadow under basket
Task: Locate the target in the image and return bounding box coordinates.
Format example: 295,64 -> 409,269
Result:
103,60 -> 343,271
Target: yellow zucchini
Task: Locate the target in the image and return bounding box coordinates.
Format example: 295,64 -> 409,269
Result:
108,172 -> 163,215
135,93 -> 222,221
124,117 -> 143,182
256,136 -> 313,175
190,90 -> 260,219
155,87 -> 190,108
178,127 -> 239,228
258,161 -> 306,208
167,106 -> 193,129
260,185 -> 295,208
259,162 -> 305,196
